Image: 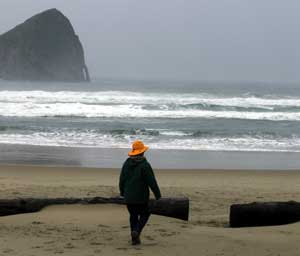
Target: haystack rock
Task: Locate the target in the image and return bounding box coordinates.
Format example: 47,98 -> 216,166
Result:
0,8 -> 90,82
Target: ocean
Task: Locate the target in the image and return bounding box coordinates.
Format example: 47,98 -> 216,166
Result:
0,78 -> 299,169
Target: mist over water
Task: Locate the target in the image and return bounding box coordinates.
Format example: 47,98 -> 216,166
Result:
0,79 -> 300,153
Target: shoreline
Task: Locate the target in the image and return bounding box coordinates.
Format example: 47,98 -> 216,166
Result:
0,163 -> 299,172
0,143 -> 299,170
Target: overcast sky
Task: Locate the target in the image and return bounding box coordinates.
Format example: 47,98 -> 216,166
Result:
1,1 -> 300,83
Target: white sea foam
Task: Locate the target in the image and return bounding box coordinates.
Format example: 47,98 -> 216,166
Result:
0,101 -> 300,120
0,90 -> 300,107
0,90 -> 299,121
159,130 -> 192,136
0,89 -> 300,152
0,131 -> 299,152
0,87 -> 299,153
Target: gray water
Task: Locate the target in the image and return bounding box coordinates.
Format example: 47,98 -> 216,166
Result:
0,78 -> 299,168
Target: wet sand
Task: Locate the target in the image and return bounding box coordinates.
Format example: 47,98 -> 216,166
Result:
1,144 -> 300,169
0,165 -> 300,255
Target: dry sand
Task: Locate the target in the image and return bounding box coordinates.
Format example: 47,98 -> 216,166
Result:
0,165 -> 299,255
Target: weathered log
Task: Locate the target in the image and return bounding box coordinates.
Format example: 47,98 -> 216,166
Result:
0,198 -> 82,216
0,197 -> 189,221
230,201 -> 300,227
149,197 -> 189,221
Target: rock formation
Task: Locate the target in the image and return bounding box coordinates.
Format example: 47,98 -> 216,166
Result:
0,8 -> 90,82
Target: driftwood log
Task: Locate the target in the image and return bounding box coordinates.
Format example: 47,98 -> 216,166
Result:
230,201 -> 300,227
0,197 -> 189,221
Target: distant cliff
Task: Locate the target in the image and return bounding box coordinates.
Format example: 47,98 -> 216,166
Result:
0,8 -> 90,82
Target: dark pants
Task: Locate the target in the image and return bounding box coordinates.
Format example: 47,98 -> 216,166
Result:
126,204 -> 150,234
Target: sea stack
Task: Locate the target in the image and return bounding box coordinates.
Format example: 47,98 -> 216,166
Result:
0,8 -> 90,82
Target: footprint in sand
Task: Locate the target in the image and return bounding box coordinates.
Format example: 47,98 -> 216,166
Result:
156,228 -> 178,237
64,243 -> 75,249
31,221 -> 44,225
97,224 -> 110,228
90,241 -> 104,245
145,235 -> 155,241
116,247 -> 129,250
162,232 -> 177,237
3,248 -> 15,253
53,249 -> 64,254
46,227 -> 59,231
156,228 -> 167,233
31,245 -> 43,249
44,240 -> 55,245
181,224 -> 189,228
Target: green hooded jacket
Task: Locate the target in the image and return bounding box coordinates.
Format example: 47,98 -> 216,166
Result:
119,157 -> 161,204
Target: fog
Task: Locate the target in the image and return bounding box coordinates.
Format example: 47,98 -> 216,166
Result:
1,1 -> 300,83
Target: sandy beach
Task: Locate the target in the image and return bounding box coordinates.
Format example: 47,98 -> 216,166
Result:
0,165 -> 300,255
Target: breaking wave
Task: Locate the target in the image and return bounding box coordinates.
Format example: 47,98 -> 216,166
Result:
0,127 -> 299,152
0,90 -> 299,121
0,88 -> 300,152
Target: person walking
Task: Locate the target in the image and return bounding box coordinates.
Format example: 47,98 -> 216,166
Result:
119,140 -> 161,245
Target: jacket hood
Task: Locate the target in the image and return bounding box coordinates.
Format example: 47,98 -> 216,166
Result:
127,156 -> 146,166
